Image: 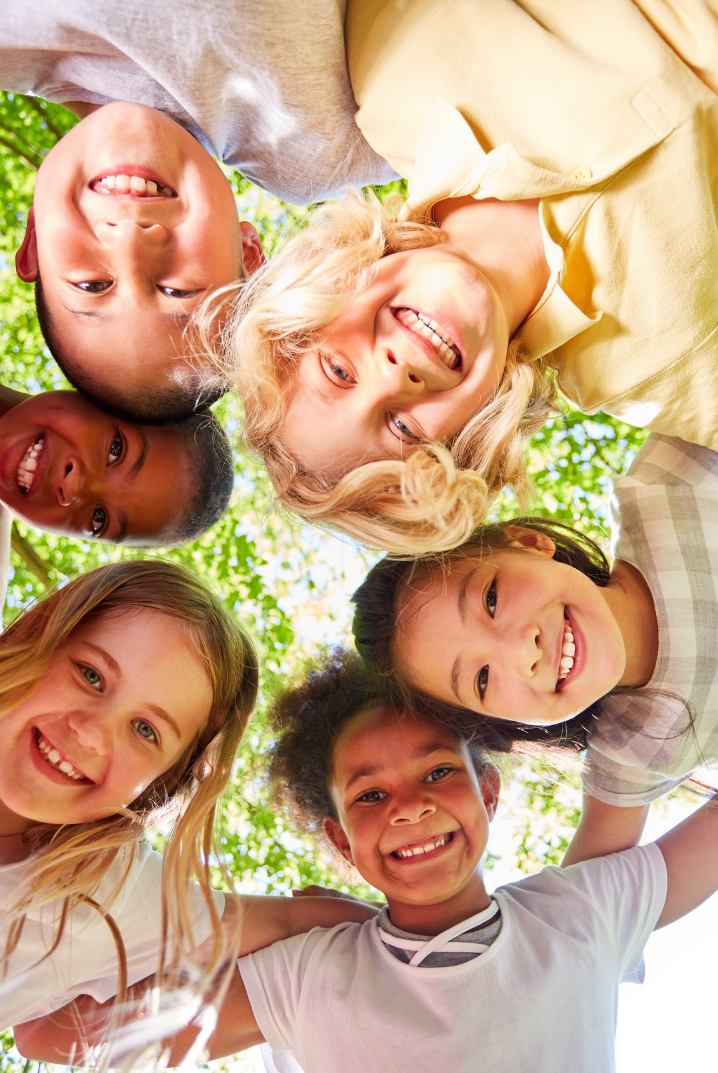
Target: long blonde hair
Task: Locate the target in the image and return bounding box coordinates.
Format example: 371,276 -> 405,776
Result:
0,560 -> 258,1012
223,191 -> 557,553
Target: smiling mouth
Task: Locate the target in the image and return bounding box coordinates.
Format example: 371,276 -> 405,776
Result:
17,434 -> 44,496
90,173 -> 175,198
35,729 -> 91,782
556,614 -> 576,689
394,308 -> 462,370
392,831 -> 454,860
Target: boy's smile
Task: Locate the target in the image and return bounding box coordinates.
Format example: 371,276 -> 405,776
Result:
324,706 -> 499,935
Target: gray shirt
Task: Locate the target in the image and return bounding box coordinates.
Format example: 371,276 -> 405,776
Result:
0,0 -> 397,204
585,433 -> 718,806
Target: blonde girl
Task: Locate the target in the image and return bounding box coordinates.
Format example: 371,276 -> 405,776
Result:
0,558 -> 257,1031
352,433 -> 718,865
225,0 -> 718,553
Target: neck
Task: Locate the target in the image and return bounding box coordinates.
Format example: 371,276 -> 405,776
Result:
432,196 -> 551,335
0,384 -> 31,420
604,560 -> 659,687
0,799 -> 35,865
384,870 -> 491,936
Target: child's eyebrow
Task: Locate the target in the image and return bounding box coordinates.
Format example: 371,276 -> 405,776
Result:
457,569 -> 477,624
343,743 -> 459,791
62,305 -> 109,320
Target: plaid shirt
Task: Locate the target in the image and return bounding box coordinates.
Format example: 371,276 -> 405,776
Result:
584,434 -> 718,806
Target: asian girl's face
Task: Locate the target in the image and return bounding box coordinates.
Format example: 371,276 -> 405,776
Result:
0,391 -> 191,542
280,245 -> 510,476
0,609 -> 213,831
396,534 -> 626,726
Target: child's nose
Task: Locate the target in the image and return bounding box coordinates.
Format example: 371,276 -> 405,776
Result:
56,457 -> 83,506
371,349 -> 426,401
66,709 -> 112,756
390,794 -> 437,825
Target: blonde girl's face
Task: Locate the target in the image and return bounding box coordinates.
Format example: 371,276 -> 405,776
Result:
280,245 -> 510,477
396,536 -> 627,727
0,609 -> 213,830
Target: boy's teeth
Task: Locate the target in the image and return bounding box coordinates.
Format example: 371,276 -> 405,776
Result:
395,308 -> 462,370
96,174 -> 173,197
394,832 -> 451,859
17,434 -> 44,495
557,618 -> 576,681
37,732 -> 84,781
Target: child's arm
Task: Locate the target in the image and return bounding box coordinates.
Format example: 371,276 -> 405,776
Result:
562,795 -> 649,867
13,889 -> 376,1064
654,792 -> 718,927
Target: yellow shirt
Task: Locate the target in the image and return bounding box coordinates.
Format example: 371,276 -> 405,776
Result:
346,0 -> 718,450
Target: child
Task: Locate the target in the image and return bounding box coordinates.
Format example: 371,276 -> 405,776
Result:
227,0 -> 718,552
2,0 -> 396,423
0,562 -> 374,1038
352,431 -> 718,862
35,648 -> 718,1072
0,383 -> 233,546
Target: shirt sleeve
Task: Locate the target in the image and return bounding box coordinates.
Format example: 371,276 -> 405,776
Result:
552,844 -> 667,983
238,928 -> 328,1056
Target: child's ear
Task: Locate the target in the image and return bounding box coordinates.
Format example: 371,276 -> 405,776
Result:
239,221 -> 266,278
503,525 -> 556,558
323,815 -> 355,867
16,207 -> 38,283
480,764 -> 501,822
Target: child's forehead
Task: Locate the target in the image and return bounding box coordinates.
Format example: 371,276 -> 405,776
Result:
335,706 -> 464,767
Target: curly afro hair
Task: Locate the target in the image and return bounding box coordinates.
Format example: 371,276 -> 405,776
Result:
266,646 -> 494,842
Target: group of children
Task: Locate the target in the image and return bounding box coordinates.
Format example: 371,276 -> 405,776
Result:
3,1 -> 718,1071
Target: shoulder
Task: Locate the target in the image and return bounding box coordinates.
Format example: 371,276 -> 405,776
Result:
617,433 -> 718,490
497,844 -> 665,924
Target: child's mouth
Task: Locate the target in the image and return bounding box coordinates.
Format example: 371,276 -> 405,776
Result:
556,612 -> 576,689
90,172 -> 176,198
16,434 -> 44,496
35,729 -> 91,783
391,830 -> 454,860
393,307 -> 462,370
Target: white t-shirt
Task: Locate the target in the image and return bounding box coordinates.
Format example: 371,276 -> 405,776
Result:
0,0 -> 397,204
0,840 -> 224,1029
239,844 -> 666,1073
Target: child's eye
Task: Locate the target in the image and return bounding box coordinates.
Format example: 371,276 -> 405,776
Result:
108,433 -> 124,464
477,666 -> 489,702
157,286 -> 201,299
81,666 -> 102,691
356,789 -> 386,804
388,414 -> 419,443
426,766 -> 452,783
89,505 -> 108,538
73,280 -> 113,294
486,580 -> 497,617
133,720 -> 158,744
320,354 -> 356,386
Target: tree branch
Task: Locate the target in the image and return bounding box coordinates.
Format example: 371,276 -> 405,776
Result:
10,525 -> 59,587
0,127 -> 41,170
24,96 -> 62,142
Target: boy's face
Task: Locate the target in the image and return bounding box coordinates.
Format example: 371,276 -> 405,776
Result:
0,391 -> 191,543
325,707 -> 499,914
16,103 -> 247,406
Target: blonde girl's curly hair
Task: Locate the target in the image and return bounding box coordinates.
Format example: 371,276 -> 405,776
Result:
0,560 -> 258,1020
221,190 -> 558,554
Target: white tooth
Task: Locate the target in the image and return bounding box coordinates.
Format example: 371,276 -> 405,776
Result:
130,175 -> 146,193
104,175 -> 116,188
560,657 -> 574,672
58,761 -> 73,774
116,174 -> 131,191
562,642 -> 575,657
48,749 -> 61,764
25,457 -> 37,472
145,180 -> 158,195
161,185 -> 173,196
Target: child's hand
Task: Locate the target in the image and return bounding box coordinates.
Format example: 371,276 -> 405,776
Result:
291,884 -> 384,909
